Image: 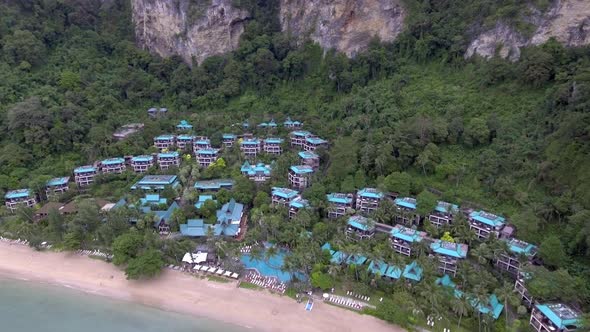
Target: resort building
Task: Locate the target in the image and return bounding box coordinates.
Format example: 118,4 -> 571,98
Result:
283,117 -> 302,129
100,157 -> 126,174
194,179 -> 234,192
154,134 -> 176,151
4,189 -> 37,212
271,187 -> 301,207
240,138 -> 262,157
195,149 -> 219,168
402,261 -> 423,282
130,155 -> 154,173
355,188 -> 384,214
214,199 -> 244,237
131,175 -> 180,191
241,161 -> 272,182
530,303 -> 581,332
390,225 -> 427,256
468,210 -> 506,240
45,177 -> 70,197
515,273 -> 534,308
157,151 -> 180,170
147,107 -> 167,118
298,151 -> 320,169
495,238 -> 537,277
326,193 -> 354,219
258,119 -> 277,129
367,261 -> 403,281
393,197 -> 419,225
289,198 -> 309,219
263,138 -> 284,155
303,136 -> 328,152
176,135 -> 195,150
222,134 -> 236,148
430,240 -> 469,277
289,130 -> 312,147
176,120 -> 193,131
346,215 -> 376,240
194,195 -> 216,209
34,202 -> 65,220
242,121 -> 250,129
113,123 -> 144,140
140,194 -> 179,234
428,201 -> 459,228
437,275 -> 504,320
288,165 -> 314,189
193,137 -> 212,151
74,165 -> 97,187
179,219 -> 209,237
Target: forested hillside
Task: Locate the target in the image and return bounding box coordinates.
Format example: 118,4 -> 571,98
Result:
1,0 -> 590,326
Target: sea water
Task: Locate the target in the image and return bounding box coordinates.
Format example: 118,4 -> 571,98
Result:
0,278 -> 251,332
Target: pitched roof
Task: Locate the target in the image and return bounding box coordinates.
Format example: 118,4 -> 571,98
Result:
180,219 -> 209,237
430,240 -> 469,258
435,201 -> 459,214
505,238 -> 537,257
394,197 -> 417,210
298,151 -> 319,159
5,189 -> 32,199
390,225 -> 427,243
289,165 -> 314,175
131,155 -> 153,162
347,215 -> 375,232
154,134 -> 175,140
469,210 -> 506,227
402,261 -> 423,281
357,188 -> 383,199
327,193 -> 353,204
74,165 -> 97,173
272,187 -> 300,200
101,157 -> 125,165
46,177 -> 70,187
216,199 -> 243,224
535,303 -> 581,329
194,179 -> 234,190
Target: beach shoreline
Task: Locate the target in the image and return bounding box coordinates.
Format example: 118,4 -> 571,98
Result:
0,241 -> 402,332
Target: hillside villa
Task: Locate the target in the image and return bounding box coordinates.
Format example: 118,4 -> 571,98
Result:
428,201 -> 459,228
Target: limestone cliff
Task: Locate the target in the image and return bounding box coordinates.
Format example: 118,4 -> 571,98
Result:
131,0 -> 250,64
467,0 -> 590,60
279,0 -> 405,56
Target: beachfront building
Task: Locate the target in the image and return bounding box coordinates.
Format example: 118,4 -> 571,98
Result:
179,219 -> 208,237
288,165 -> 314,189
430,240 -> 469,277
468,210 -> 506,240
4,189 -> 37,212
515,273 -> 534,308
194,179 -> 234,192
131,175 -> 180,191
303,136 -> 328,152
176,120 -> 193,131
263,138 -> 284,155
157,151 -> 180,170
45,177 -> 70,197
176,135 -> 195,150
390,225 -> 427,256
393,197 -> 419,225
283,117 -> 302,129
289,198 -> 309,219
298,151 -> 320,169
289,130 -> 312,147
402,261 -> 423,282
130,155 -> 154,173
154,134 -> 176,151
240,138 -> 262,157
495,238 -> 537,277
100,157 -> 126,174
138,194 -> 179,233
326,193 -> 354,219
437,275 -> 504,320
193,137 -> 212,151
346,215 -> 376,240
74,165 -> 97,187
195,149 -> 219,168
214,199 -> 244,237
355,188 -> 384,214
428,201 -> 459,228
222,134 -> 236,148
241,161 -> 272,182
530,303 -> 581,332
271,187 -> 301,207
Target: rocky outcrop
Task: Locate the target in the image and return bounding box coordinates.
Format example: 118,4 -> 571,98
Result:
279,0 -> 405,56
467,0 -> 590,60
131,0 -> 250,64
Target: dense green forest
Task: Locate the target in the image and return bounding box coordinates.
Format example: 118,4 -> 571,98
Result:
1,0 -> 590,330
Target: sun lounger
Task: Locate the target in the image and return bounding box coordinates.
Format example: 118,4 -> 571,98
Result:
216,269 -> 224,275
231,273 -> 239,279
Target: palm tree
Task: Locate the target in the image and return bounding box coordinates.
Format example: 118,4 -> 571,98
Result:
451,295 -> 470,329
495,281 -> 519,330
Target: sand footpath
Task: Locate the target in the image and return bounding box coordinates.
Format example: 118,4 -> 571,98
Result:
0,242 -> 403,332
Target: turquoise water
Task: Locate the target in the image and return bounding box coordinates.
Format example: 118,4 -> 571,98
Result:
0,278 -> 251,332
240,251 -> 305,283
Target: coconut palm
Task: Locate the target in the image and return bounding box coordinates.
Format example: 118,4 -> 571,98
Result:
495,281 -> 519,329
451,295 -> 470,329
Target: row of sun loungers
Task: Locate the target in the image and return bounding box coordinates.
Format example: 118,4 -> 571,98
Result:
77,249 -> 112,259
188,264 -> 240,279
326,295 -> 364,310
244,270 -> 286,293
346,291 -> 370,302
240,245 -> 252,253
0,237 -> 30,246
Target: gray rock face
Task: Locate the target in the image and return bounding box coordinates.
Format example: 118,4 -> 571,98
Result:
131,0 -> 250,64
467,0 -> 590,60
279,0 -> 406,57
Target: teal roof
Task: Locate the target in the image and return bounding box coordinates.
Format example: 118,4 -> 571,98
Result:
298,151 -> 319,159
240,138 -> 260,145
268,119 -> 277,127
291,130 -> 311,137
430,240 -> 468,258
290,165 -> 314,175
264,137 -> 283,144
216,199 -> 243,224
176,120 -> 193,130
289,198 -> 309,209
101,157 -> 125,165
330,251 -> 345,264
327,193 -> 353,204
305,137 -> 327,145
475,295 -> 504,320
74,165 -> 96,174
5,189 -> 31,199
436,275 -> 457,288
179,219 -> 208,237
194,138 -> 211,145
194,195 -> 215,209
272,187 -> 299,200
196,148 -> 218,155
385,265 -> 402,279
194,179 -> 234,190
402,261 -> 423,282
347,215 -> 375,232
151,201 -> 180,227
506,238 -> 537,257
158,151 -> 179,158
241,161 -> 271,176
390,225 -> 427,243
469,210 -> 506,227
367,261 -> 388,276
140,194 -> 167,206
346,254 -> 367,265
131,155 -> 153,162
131,175 -> 179,190
222,133 -> 236,139
155,134 -> 175,140
435,201 -> 459,214
394,197 -> 417,210
535,303 -> 581,329
47,177 -> 69,187
258,122 -> 268,127
284,117 -> 301,126
176,134 -> 195,141
242,121 -> 249,128
357,188 -> 383,199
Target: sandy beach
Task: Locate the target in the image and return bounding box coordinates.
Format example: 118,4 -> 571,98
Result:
0,242 -> 402,332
